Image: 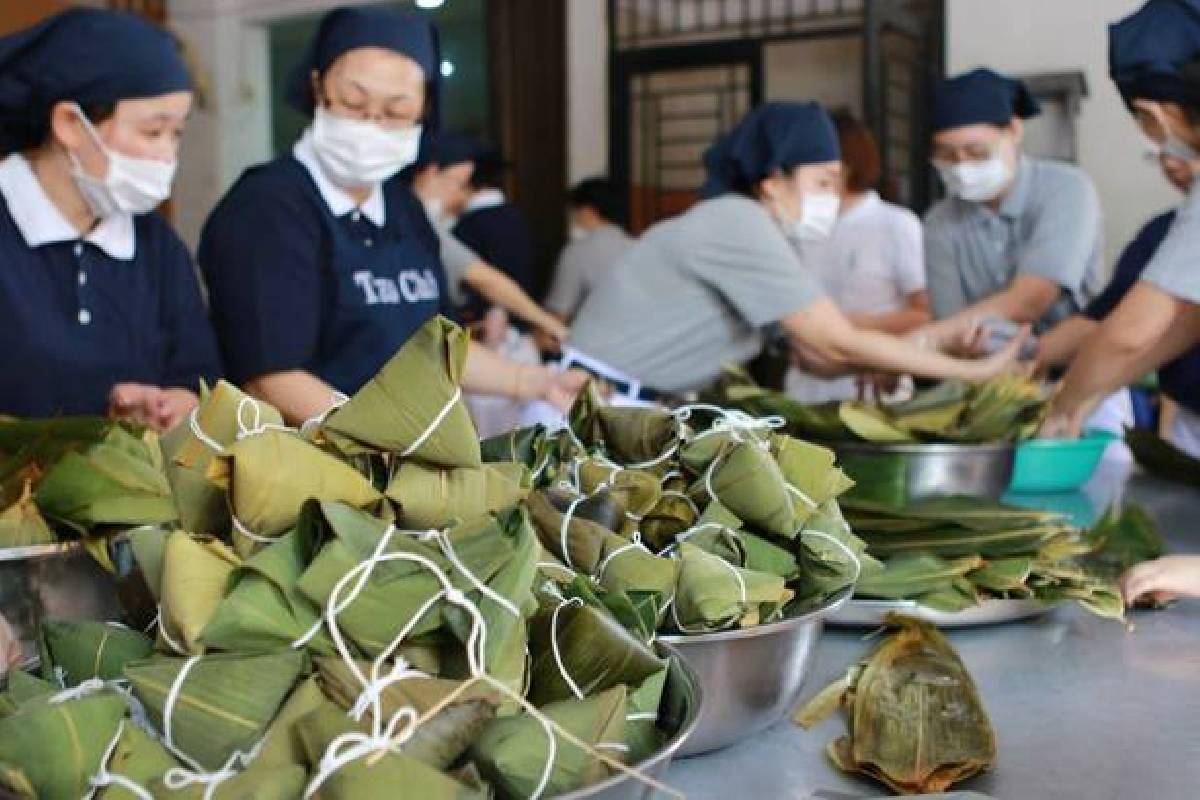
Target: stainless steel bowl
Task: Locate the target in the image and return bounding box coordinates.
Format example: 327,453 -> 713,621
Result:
560,643 -> 703,799
832,441 -> 1016,501
658,589 -> 850,756
0,542 -> 122,664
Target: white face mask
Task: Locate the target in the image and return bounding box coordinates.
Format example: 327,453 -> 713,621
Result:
936,156 -> 1012,203
569,224 -> 588,242
68,103 -> 176,218
791,192 -> 841,242
311,106 -> 422,189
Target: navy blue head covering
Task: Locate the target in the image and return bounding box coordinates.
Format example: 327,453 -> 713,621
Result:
431,131 -> 488,168
1110,0 -> 1200,106
0,8 -> 191,152
931,68 -> 1041,133
700,101 -> 840,198
286,6 -> 442,133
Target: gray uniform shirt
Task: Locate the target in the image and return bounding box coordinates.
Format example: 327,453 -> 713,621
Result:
545,224 -> 634,318
569,195 -> 823,392
436,225 -> 478,307
924,157 -> 1104,331
1141,175 -> 1200,304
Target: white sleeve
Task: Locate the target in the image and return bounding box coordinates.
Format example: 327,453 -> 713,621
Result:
890,206 -> 927,294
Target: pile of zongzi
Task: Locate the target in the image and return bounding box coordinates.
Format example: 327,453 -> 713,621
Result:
480,382 -> 874,635
795,614 -> 996,795
845,496 -> 1124,619
708,367 -> 1048,445
0,315 -> 865,800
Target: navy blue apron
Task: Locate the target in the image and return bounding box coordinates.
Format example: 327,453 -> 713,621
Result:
314,209 -> 447,394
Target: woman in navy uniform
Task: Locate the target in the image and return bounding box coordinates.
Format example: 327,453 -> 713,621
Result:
0,9 -> 220,429
200,7 -> 581,424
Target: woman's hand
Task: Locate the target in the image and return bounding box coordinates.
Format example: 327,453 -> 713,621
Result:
537,367 -> 590,413
109,383 -> 199,432
961,326 -> 1030,382
1119,555 -> 1200,607
157,388 -> 200,431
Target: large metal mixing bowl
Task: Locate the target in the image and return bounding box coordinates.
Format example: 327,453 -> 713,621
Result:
832,441 -> 1016,502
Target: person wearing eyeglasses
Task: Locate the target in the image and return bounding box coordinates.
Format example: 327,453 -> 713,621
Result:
198,7 -> 584,424
923,69 -> 1105,337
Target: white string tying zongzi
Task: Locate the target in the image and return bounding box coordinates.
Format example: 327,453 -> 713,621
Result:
86,720 -> 154,800
302,527 -> 498,799
558,494 -> 587,571
399,386 -> 463,459
156,605 -> 188,656
594,439 -> 681,471
785,482 -> 819,510
801,529 -> 864,585
626,711 -> 659,722
162,741 -> 266,800
234,396 -> 293,440
420,529 -> 521,618
230,513 -> 276,545
299,390 -> 350,436
187,407 -> 226,454
594,533 -> 652,583
150,655 -> 271,799
549,597 -> 586,699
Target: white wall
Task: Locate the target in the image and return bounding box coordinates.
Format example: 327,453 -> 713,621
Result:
947,0 -> 1180,268
567,0 -> 609,184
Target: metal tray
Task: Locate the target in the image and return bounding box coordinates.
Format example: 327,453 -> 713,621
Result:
827,597 -> 1056,628
659,588 -> 851,756
830,440 -> 1016,502
0,540 -> 122,664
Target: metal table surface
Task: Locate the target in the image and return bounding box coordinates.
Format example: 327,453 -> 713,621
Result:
666,456 -> 1200,800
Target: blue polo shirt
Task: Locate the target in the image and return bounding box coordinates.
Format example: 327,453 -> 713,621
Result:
1085,209 -> 1200,415
198,131 -> 454,395
0,153 -> 221,418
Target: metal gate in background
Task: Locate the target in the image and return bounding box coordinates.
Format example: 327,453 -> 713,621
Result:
610,0 -> 944,233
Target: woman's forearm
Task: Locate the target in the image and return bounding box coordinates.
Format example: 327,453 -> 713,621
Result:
1035,316 -> 1097,371
243,370 -> 341,426
1050,283 -> 1198,421
847,308 -> 931,335
783,299 -> 1009,382
462,340 -> 547,400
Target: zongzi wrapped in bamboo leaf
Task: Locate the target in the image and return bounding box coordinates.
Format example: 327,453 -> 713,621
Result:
795,615 -> 995,795
37,620 -> 153,687
201,529 -> 333,655
207,429 -> 382,555
706,441 -> 804,537
386,461 -> 529,529
316,661 -> 501,769
0,690 -> 127,800
527,599 -> 665,706
124,650 -> 305,772
472,685 -> 628,800
160,381 -> 283,536
158,531 -> 241,655
35,427 -> 176,533
321,316 -> 481,468
0,479 -> 54,547
671,543 -> 793,632
91,721 -> 179,800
